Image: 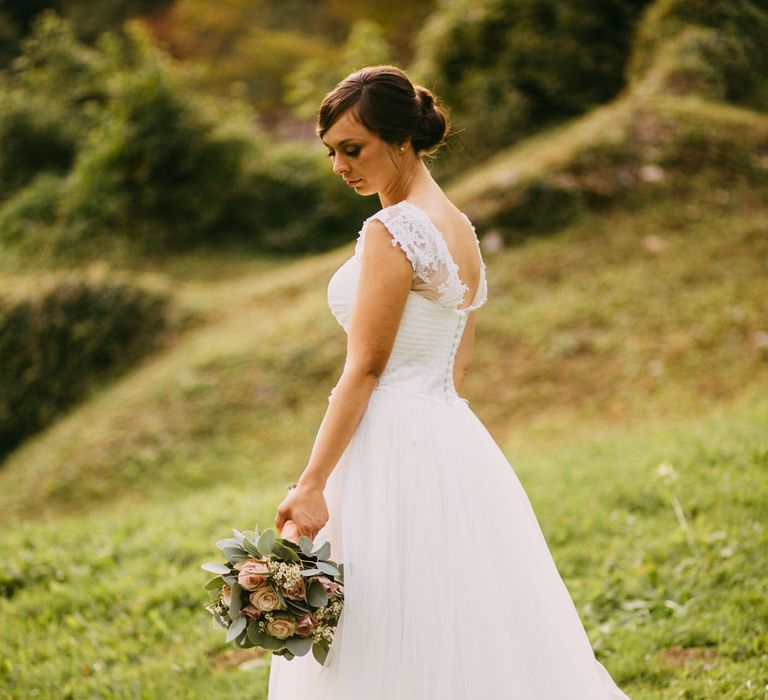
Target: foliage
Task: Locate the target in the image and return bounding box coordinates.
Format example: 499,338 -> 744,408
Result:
627,0 -> 768,111
0,0 -> 172,63
284,18 -> 393,119
0,270 -> 177,459
0,12 -> 374,260
447,94 -> 768,244
410,0 -> 653,171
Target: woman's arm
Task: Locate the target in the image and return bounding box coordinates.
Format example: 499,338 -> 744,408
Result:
274,219 -> 413,539
453,310 -> 477,394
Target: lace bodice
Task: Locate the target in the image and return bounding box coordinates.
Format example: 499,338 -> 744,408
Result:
327,200 -> 488,405
355,200 -> 487,311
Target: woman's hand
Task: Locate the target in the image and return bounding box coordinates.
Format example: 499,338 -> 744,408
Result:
274,483 -> 329,541
279,519 -> 301,544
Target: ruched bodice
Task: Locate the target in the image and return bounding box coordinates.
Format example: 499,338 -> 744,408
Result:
327,200 -> 488,405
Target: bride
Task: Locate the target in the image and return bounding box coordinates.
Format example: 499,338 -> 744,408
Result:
268,65 -> 631,699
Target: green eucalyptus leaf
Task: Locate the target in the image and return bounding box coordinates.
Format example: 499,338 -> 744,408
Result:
258,529 -> 276,555
204,576 -> 224,591
298,536 -> 314,555
307,580 -> 329,607
222,546 -> 247,560
313,541 -> 331,560
229,582 -> 243,618
285,635 -> 313,656
247,621 -> 266,646
312,641 -> 330,665
232,529 -> 246,545
225,615 -> 247,643
242,537 -> 261,557
201,562 -> 231,575
261,633 -> 284,650
216,538 -> 241,551
316,561 -> 340,577
300,568 -> 322,577
222,574 -> 237,586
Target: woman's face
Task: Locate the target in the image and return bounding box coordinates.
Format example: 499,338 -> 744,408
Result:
320,108 -> 405,196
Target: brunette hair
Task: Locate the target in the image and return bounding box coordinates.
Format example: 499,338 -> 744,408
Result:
316,65 -> 450,158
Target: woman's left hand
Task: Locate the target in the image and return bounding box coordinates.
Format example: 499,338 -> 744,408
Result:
274,482 -> 329,541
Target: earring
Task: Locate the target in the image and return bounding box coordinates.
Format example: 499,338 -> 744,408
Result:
399,147 -> 404,152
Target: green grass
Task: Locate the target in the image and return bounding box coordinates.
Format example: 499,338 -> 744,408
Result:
0,383 -> 765,698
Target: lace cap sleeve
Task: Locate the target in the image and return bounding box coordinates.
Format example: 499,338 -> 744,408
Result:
356,201 -> 480,309
357,203 -> 432,280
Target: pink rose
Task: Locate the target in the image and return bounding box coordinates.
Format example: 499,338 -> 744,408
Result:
234,558 -> 270,591
317,575 -> 341,598
281,577 -> 307,601
241,604 -> 261,621
294,612 -> 318,638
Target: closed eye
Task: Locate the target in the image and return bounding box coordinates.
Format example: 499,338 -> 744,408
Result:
327,148 -> 360,158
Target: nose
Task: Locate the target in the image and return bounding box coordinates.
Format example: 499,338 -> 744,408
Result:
332,153 -> 349,176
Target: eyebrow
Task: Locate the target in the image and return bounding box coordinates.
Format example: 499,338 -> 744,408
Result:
321,138 -> 356,149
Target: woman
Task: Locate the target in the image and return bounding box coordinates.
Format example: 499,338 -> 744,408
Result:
268,65 -> 631,699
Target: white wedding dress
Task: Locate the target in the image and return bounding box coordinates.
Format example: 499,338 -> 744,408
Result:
267,200 -> 631,699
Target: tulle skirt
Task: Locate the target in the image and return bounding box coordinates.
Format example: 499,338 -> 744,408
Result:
267,385 -> 631,699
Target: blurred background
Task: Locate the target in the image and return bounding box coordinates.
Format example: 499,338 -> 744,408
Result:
0,1 -> 766,698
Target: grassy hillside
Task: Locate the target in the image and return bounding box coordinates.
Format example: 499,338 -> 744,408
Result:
0,381 -> 765,697
2,1 -> 767,694
0,173 -> 766,696
1,176 -> 765,523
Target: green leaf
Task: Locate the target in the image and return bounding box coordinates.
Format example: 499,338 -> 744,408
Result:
307,580 -> 329,607
298,536 -> 315,556
229,582 -> 243,618
272,541 -> 301,562
316,561 -> 340,577
232,529 -> 246,545
242,537 -> 261,557
285,635 -> 313,656
222,574 -> 237,586
312,641 -> 330,665
300,568 -> 322,577
313,541 -> 331,560
225,615 -> 247,643
201,562 -> 231,575
216,538 -> 241,551
260,633 -> 284,650
204,576 -> 224,591
222,546 -> 247,561
246,621 -> 266,646
258,529 -> 276,555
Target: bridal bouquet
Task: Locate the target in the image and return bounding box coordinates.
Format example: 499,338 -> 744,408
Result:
202,526 -> 344,665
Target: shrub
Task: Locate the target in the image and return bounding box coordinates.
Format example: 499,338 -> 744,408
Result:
410,0 -> 653,170
0,12 -> 374,259
627,0 -> 768,110
0,272 -> 176,458
0,86 -> 77,200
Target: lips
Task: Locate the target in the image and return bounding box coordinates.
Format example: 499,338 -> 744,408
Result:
345,178 -> 362,187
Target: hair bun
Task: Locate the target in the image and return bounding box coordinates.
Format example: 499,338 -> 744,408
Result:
417,87 -> 435,115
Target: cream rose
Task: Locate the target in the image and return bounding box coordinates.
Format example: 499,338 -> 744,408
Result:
221,584 -> 232,610
266,615 -> 296,640
250,584 -> 281,612
234,558 -> 270,591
